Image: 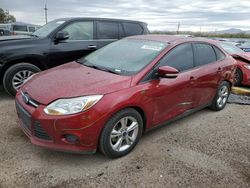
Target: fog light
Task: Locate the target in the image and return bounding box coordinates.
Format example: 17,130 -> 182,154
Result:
63,134 -> 79,143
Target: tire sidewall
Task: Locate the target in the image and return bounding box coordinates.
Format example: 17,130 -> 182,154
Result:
234,68 -> 243,86
100,109 -> 143,158
3,63 -> 41,96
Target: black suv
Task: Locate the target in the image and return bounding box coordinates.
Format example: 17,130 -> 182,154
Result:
0,17 -> 149,96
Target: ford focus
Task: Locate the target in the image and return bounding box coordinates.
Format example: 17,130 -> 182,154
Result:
15,35 -> 236,158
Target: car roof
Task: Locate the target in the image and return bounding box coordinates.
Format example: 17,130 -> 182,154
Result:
53,17 -> 147,25
128,34 -> 218,45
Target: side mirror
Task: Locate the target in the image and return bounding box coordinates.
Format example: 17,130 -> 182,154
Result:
157,66 -> 179,78
55,31 -> 69,41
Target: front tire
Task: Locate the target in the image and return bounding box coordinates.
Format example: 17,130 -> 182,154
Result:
210,81 -> 230,111
99,108 -> 143,158
3,63 -> 41,96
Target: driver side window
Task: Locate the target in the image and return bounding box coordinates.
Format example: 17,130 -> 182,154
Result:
158,43 -> 194,72
62,21 -> 93,40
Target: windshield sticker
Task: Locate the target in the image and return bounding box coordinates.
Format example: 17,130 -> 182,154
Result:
141,45 -> 163,51
56,21 -> 65,24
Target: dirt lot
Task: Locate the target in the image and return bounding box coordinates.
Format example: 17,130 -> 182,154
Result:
0,86 -> 249,188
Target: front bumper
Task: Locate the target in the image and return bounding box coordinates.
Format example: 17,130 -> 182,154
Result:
15,92 -> 107,154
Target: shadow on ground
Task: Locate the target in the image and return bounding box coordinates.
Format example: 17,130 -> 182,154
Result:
0,86 -> 13,100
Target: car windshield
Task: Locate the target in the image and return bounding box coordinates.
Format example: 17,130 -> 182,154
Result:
78,39 -> 167,75
220,42 -> 244,54
32,20 -> 65,37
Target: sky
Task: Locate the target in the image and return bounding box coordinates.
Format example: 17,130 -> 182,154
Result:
1,0 -> 250,32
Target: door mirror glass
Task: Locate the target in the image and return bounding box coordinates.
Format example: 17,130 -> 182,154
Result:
157,66 -> 179,78
55,31 -> 69,41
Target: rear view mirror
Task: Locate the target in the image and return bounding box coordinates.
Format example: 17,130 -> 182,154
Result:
157,66 -> 179,78
55,31 -> 69,41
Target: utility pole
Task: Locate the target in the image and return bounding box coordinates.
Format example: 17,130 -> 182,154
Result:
177,22 -> 180,34
44,0 -> 48,24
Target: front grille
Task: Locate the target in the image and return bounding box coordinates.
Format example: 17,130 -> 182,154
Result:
21,91 -> 39,108
34,121 -> 52,140
16,102 -> 31,131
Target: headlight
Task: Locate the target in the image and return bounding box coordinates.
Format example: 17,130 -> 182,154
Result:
243,65 -> 250,69
44,95 -> 103,115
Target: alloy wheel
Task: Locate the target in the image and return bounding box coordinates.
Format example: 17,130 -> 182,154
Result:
12,70 -> 34,90
217,85 -> 229,108
110,116 -> 139,152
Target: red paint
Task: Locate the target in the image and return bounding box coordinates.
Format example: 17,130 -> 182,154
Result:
15,35 -> 236,153
232,53 -> 250,86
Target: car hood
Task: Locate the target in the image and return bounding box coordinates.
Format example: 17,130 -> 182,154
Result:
22,62 -> 132,105
232,52 -> 250,64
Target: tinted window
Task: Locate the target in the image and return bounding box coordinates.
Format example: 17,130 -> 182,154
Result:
62,21 -> 93,40
119,23 -> 125,38
194,44 -> 216,66
97,21 -> 119,39
158,43 -> 194,72
13,25 -> 27,32
122,23 -> 143,36
213,46 -> 226,61
28,26 -> 35,32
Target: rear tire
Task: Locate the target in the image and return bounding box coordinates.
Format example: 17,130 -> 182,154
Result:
3,63 -> 41,96
210,81 -> 230,111
99,108 -> 143,158
234,68 -> 243,86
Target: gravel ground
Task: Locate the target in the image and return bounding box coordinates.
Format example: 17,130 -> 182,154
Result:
0,86 -> 250,188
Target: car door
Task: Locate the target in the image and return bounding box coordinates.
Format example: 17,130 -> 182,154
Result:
96,21 -> 119,49
49,21 -> 97,66
191,43 -> 222,107
145,43 -> 196,125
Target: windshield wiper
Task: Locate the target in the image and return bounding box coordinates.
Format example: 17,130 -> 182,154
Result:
30,34 -> 39,38
82,63 -> 121,75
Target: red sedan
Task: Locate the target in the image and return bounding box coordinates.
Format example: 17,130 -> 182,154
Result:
219,42 -> 250,86
15,35 -> 236,158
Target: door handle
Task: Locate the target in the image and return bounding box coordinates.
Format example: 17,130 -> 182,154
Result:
190,76 -> 195,80
87,45 -> 97,49
217,67 -> 222,73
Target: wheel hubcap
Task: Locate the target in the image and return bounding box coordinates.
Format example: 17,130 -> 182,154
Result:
110,116 -> 139,152
12,70 -> 34,90
217,85 -> 229,108
234,72 -> 240,84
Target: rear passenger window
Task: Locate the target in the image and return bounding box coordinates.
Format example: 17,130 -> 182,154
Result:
194,44 -> 216,66
122,23 -> 143,36
119,23 -> 125,38
97,21 -> 119,39
158,43 -> 194,72
213,46 -> 225,61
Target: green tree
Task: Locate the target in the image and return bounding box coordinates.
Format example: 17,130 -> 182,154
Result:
0,8 -> 16,23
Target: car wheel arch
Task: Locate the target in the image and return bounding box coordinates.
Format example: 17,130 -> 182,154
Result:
0,57 -> 46,82
97,105 -> 147,147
